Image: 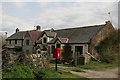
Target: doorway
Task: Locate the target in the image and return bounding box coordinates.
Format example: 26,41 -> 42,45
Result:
75,46 -> 84,65
75,46 -> 83,56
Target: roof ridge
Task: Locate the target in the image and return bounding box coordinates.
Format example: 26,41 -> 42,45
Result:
27,30 -> 42,32
16,31 -> 27,32
55,24 -> 105,31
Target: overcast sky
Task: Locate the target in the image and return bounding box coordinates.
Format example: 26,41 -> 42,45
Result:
1,0 -> 119,36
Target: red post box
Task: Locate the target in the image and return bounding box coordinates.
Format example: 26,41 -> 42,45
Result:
53,48 -> 60,59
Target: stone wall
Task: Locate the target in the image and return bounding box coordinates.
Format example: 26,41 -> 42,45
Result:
23,33 -> 34,54
2,48 -> 49,70
27,52 -> 49,70
91,21 -> 115,47
6,40 -> 23,47
90,21 -> 115,58
84,53 -> 91,64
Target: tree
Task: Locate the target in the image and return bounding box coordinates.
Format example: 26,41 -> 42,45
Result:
61,44 -> 73,64
95,30 -> 119,63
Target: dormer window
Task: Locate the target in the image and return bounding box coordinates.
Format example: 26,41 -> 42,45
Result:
43,37 -> 47,43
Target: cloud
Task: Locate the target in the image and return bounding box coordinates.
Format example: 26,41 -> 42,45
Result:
34,2 -> 118,30
2,14 -> 34,36
118,2 -> 120,29
2,0 -> 119,2
0,3 -> 2,31
1,2 -> 118,37
2,1 -> 26,8
12,2 -> 26,8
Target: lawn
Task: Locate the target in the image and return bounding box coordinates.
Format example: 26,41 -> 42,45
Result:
36,67 -> 87,79
4,61 -> 118,79
78,61 -> 118,70
56,61 -> 118,71
3,64 -> 88,79
2,64 -> 35,78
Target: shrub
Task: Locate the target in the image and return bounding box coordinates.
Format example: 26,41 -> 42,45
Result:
95,30 -> 119,63
61,44 -> 73,64
2,64 -> 35,78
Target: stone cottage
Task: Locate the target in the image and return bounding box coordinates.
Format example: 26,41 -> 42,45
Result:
6,28 -> 26,52
5,21 -> 115,64
6,26 -> 42,54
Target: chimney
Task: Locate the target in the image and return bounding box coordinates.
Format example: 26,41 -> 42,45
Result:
36,25 -> 41,31
5,32 -> 7,38
16,28 -> 19,33
50,28 -> 54,32
105,21 -> 111,24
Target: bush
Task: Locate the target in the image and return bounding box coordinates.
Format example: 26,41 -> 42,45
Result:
95,30 -> 119,63
2,64 -> 35,78
61,44 -> 73,64
50,59 -> 62,64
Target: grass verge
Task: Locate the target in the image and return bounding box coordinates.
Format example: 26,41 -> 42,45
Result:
2,64 -> 35,78
78,61 -> 118,70
36,68 -> 87,78
3,64 -> 88,79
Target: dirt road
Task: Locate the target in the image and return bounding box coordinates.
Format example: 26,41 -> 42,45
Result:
70,68 -> 119,78
57,66 -> 119,78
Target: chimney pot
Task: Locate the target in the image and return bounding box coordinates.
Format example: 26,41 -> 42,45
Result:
50,28 -> 54,32
16,28 -> 19,33
36,25 -> 41,31
5,32 -> 7,38
105,21 -> 111,24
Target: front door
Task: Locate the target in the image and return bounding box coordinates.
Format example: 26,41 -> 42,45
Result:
75,46 -> 84,65
75,46 -> 83,56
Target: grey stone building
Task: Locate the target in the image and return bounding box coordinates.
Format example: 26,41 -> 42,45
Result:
6,29 -> 26,52
6,26 -> 42,54
5,21 -> 115,64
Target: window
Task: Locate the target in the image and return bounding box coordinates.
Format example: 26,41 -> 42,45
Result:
26,39 -> 29,45
56,43 -> 61,48
9,40 -> 11,44
43,37 -> 47,43
15,40 -> 17,44
38,51 -> 40,54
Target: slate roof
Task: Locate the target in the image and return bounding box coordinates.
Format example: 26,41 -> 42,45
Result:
7,22 -> 108,44
36,38 -> 42,44
48,37 -> 68,44
44,30 -> 57,37
7,31 -> 26,40
28,30 -> 42,42
54,24 -> 105,43
36,30 -> 57,43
